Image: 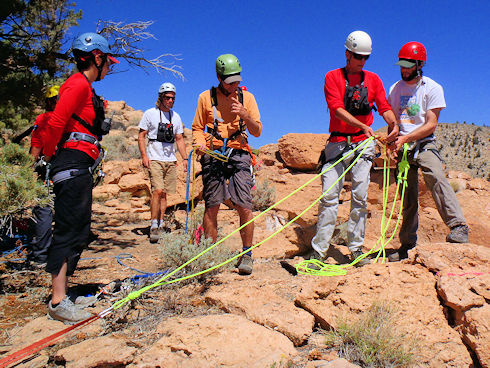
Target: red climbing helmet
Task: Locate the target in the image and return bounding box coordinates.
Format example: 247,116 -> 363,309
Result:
398,42 -> 427,62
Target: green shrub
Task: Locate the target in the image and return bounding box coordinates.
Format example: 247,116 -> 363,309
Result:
324,301 -> 414,367
252,179 -> 276,211
159,229 -> 235,284
0,143 -> 49,217
102,133 -> 140,161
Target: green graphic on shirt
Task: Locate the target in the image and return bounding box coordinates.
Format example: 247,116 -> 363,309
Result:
407,104 -> 420,116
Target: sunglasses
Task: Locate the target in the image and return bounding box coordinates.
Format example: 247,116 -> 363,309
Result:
163,96 -> 175,101
351,52 -> 370,61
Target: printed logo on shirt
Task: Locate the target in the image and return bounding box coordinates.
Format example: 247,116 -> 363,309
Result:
399,95 -> 420,125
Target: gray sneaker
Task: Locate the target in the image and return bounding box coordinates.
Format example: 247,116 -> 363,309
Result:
446,224 -> 469,243
350,250 -> 371,267
73,295 -> 98,308
237,255 -> 253,275
48,297 -> 92,324
149,226 -> 160,243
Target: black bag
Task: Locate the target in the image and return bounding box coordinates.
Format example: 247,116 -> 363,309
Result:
156,110 -> 175,143
342,68 -> 374,116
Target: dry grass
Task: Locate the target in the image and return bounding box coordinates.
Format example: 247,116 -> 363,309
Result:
324,301 -> 415,367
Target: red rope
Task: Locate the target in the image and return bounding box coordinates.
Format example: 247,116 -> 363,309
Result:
0,315 -> 99,368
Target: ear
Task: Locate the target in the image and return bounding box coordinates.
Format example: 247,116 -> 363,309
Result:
216,73 -> 223,83
345,50 -> 351,61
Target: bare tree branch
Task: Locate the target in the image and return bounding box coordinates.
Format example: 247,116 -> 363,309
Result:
96,20 -> 184,80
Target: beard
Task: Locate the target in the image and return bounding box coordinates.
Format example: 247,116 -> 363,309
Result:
401,68 -> 419,81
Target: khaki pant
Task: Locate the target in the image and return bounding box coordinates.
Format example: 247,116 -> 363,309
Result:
312,140 -> 375,255
399,141 -> 466,247
149,160 -> 177,193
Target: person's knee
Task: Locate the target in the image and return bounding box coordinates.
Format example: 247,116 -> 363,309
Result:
152,189 -> 164,197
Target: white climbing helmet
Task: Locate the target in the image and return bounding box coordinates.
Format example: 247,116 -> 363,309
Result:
158,82 -> 176,94
345,31 -> 372,55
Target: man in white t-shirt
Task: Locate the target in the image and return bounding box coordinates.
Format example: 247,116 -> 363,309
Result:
138,82 -> 188,243
387,42 -> 469,261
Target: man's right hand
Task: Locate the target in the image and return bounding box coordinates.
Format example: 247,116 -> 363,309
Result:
142,156 -> 150,168
362,125 -> 375,138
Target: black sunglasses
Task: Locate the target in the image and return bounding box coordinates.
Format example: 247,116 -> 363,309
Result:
351,52 -> 370,61
163,96 -> 175,100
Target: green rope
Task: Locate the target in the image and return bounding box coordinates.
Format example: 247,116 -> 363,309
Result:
295,144 -> 410,276
111,138 -> 376,310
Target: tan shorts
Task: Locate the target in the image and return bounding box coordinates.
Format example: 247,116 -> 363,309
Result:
149,160 -> 177,193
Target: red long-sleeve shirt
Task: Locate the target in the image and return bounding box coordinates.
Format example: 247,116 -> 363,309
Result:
324,68 -> 392,143
30,111 -> 53,150
41,72 -> 99,160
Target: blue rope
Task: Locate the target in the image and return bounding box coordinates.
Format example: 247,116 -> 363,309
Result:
184,149 -> 194,234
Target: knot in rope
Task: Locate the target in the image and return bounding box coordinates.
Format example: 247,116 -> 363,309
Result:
127,290 -> 143,300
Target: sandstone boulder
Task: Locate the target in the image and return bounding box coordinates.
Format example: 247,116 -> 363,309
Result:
205,269 -> 315,346
54,335 -> 137,368
295,263 -> 473,367
278,133 -> 329,171
131,314 -> 297,367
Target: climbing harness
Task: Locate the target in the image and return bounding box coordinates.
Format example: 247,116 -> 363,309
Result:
51,132 -> 106,187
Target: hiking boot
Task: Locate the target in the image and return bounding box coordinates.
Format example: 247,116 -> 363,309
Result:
149,226 -> 160,243
388,244 -> 414,262
387,250 -> 409,262
237,255 -> 253,275
446,224 -> 469,243
350,250 -> 371,267
48,297 -> 92,324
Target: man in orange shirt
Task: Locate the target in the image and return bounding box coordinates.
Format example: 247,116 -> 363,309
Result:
192,54 -> 262,275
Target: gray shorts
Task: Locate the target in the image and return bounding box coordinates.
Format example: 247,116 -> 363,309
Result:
201,150 -> 253,209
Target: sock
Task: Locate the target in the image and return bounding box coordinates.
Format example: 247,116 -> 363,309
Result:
151,219 -> 158,229
243,247 -> 252,257
51,302 -> 60,308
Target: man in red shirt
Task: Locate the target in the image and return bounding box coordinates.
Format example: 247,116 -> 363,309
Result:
311,31 -> 398,266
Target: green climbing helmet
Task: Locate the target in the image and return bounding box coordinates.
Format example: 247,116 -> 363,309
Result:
216,54 -> 242,76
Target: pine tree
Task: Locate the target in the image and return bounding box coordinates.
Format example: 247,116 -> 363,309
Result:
0,0 -> 81,134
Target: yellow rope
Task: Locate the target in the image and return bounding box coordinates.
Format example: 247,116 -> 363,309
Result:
295,143 -> 410,275
111,138 -> 376,310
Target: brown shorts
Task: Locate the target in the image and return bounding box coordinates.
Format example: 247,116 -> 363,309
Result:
149,160 -> 177,193
200,150 -> 253,209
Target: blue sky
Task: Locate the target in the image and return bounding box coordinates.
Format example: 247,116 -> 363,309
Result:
72,0 -> 490,148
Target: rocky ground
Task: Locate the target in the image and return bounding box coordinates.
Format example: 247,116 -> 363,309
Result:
0,104 -> 488,367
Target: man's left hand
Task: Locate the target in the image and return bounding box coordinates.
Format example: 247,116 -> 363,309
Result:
183,159 -> 188,172
393,134 -> 409,152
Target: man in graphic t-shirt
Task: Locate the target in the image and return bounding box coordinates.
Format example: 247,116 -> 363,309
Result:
388,41 -> 469,261
138,82 -> 187,243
